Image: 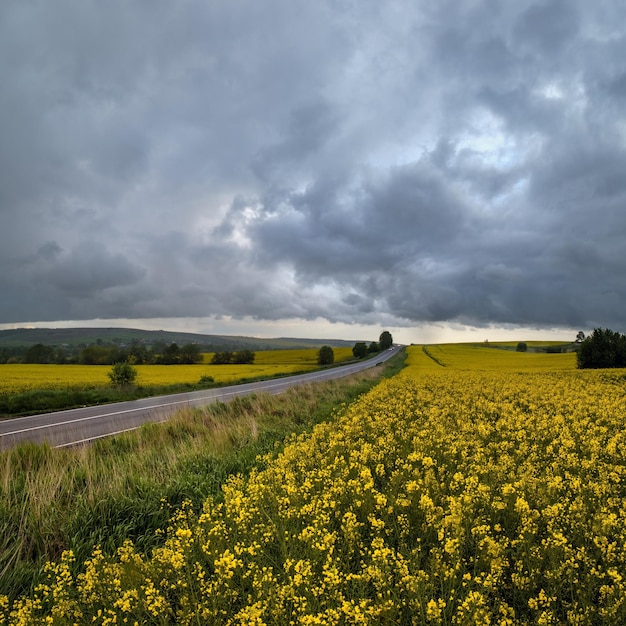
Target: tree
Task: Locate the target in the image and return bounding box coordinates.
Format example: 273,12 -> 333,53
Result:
159,343 -> 181,364
129,342 -> 150,364
352,342 -> 368,359
545,345 -> 563,353
108,362 -> 138,387
151,341 -> 168,359
368,342 -> 380,353
23,343 -> 55,364
80,345 -> 114,365
211,351 -> 233,364
577,328 -> 626,369
232,349 -> 255,364
179,343 -> 203,364
317,345 -> 334,365
379,331 -> 393,350
576,331 -> 586,343
516,342 -> 528,352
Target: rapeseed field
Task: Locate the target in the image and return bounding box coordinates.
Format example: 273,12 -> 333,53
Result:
0,348 -> 355,396
3,344 -> 625,624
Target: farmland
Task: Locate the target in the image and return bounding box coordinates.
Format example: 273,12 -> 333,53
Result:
0,348 -> 355,396
3,344 -> 626,623
417,342 -> 577,371
0,348 -> 356,416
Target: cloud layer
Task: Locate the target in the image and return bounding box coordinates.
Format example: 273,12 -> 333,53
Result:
2,0 -> 625,332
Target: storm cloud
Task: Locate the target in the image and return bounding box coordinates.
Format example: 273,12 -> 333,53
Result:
1,0 -> 625,334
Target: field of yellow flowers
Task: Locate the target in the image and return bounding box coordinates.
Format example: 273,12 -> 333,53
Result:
3,344 -> 626,624
0,348 -> 355,396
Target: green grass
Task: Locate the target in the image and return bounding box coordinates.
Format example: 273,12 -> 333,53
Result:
0,351 -> 405,601
0,381 -> 214,417
0,370 -> 348,418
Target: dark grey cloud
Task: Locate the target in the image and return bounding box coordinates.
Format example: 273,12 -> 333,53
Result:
1,0 -> 626,333
43,242 -> 145,296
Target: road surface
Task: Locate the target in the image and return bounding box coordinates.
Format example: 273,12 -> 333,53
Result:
0,347 -> 402,450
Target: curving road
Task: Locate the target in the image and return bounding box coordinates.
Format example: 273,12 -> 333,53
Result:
0,347 -> 402,451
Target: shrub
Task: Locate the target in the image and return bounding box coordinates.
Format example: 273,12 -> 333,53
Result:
516,342 -> 527,352
107,362 -> 138,387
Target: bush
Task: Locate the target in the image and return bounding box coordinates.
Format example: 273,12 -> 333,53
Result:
577,328 -> 626,369
516,342 -> 528,352
107,362 -> 138,387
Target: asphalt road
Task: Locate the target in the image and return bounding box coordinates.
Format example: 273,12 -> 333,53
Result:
0,347 -> 402,451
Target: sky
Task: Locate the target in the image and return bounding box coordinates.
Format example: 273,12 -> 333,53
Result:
1,0 -> 625,345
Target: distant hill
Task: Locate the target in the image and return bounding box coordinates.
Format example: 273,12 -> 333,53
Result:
0,327 -> 359,350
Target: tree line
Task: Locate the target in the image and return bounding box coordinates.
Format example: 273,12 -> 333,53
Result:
1,341 -> 208,365
576,328 -> 626,369
2,332 -> 397,368
316,331 -> 393,365
210,349 -> 255,365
